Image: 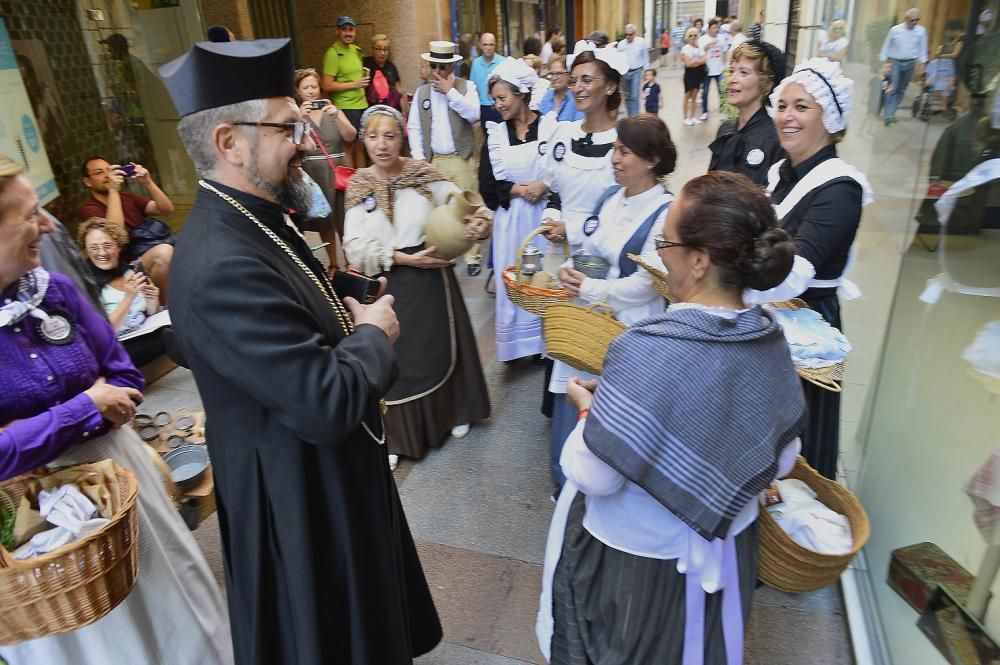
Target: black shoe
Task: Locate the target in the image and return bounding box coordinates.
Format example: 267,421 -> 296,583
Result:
467,263 -> 481,277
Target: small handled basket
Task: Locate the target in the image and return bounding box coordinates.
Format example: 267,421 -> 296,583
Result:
768,299 -> 847,393
0,462 -> 140,644
543,302 -> 627,375
628,253 -> 674,303
757,456 -> 870,593
502,226 -> 572,315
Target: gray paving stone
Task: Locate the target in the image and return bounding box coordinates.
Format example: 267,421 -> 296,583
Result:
416,642 -> 534,665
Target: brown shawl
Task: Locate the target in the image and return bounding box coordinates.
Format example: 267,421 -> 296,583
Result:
345,158 -> 450,223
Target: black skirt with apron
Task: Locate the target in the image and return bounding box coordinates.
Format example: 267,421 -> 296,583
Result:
550,494 -> 759,665
381,246 -> 491,458
799,289 -> 842,479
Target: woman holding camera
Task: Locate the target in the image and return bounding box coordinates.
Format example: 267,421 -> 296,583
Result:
295,68 -> 357,272
343,105 -> 491,465
78,216 -> 166,367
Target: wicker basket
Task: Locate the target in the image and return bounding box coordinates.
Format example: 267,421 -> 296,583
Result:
543,302 -> 626,375
627,253 -> 674,302
758,456 -> 870,593
768,299 -> 847,393
502,226 -> 571,315
0,463 -> 139,644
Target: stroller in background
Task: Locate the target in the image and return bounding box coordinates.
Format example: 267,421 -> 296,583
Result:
913,59 -> 958,122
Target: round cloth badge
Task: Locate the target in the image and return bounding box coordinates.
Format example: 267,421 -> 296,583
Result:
746,148 -> 765,167
583,215 -> 600,236
35,309 -> 76,345
364,195 -> 377,212
537,140 -> 548,156
553,142 -> 566,162
421,98 -> 432,111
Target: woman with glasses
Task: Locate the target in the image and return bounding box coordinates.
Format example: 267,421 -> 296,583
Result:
363,34 -> 408,116
537,42 -> 628,489
537,55 -> 584,121
479,58 -> 558,361
708,40 -> 785,186
344,105 -> 491,466
294,68 -> 356,272
78,216 -> 166,366
766,58 -> 873,478
538,171 -> 806,665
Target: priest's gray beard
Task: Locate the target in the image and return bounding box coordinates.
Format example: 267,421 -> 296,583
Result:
245,155 -> 312,213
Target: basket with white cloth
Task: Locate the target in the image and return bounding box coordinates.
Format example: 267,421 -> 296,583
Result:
766,299 -> 851,392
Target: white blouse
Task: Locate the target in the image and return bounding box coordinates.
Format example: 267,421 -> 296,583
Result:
343,180 -> 461,276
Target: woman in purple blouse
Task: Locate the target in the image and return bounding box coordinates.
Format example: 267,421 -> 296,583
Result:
0,156 -> 233,663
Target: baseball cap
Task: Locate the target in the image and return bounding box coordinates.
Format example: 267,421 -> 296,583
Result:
337,16 -> 356,27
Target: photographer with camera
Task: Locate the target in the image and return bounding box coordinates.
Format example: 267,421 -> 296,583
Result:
78,216 -> 167,366
79,155 -> 175,298
295,67 -> 357,272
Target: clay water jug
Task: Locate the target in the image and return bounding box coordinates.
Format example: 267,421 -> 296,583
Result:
424,190 -> 484,259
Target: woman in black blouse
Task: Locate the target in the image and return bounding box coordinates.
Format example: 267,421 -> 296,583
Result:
708,40 -> 785,186
766,58 -> 873,478
363,34 -> 409,117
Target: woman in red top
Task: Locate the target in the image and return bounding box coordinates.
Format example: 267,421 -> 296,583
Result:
659,29 -> 670,66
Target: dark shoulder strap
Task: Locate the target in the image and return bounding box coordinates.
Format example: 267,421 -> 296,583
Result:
619,200 -> 670,276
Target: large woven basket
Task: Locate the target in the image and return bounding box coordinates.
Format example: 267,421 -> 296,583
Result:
768,299 -> 847,393
0,463 -> 139,644
543,302 -> 626,375
758,456 -> 870,593
502,226 -> 571,315
627,252 -> 674,302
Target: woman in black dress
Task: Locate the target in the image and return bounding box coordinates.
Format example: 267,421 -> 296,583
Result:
708,40 -> 785,186
765,58 -> 874,478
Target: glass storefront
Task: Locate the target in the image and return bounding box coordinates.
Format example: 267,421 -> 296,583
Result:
828,1 -> 1000,662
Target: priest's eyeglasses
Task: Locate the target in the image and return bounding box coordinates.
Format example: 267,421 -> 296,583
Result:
654,234 -> 689,250
231,121 -> 308,145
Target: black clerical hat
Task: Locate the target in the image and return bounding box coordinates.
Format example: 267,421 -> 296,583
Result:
160,38 -> 294,117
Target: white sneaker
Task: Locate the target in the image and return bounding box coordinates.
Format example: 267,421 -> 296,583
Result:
683,118 -> 693,126
451,423 -> 471,438
700,112 -> 708,120
693,117 -> 702,124
388,454 -> 399,471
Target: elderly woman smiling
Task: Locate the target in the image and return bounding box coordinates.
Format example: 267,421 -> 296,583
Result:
0,155 -> 232,664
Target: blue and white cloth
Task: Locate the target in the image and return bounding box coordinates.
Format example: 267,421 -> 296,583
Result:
767,306 -> 852,368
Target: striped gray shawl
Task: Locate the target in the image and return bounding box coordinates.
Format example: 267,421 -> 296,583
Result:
583,306 -> 807,540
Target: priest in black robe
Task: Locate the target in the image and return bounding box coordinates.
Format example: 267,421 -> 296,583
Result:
160,38 -> 442,664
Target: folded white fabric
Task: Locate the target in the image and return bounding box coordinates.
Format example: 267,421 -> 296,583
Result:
767,306 -> 852,368
13,484 -> 110,559
766,479 -> 853,555
964,321 -> 1000,380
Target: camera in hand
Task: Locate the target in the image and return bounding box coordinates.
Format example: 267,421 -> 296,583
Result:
120,163 -> 137,177
309,99 -> 331,110
332,270 -> 380,305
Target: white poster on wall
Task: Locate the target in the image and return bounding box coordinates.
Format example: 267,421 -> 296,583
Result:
0,17 -> 58,205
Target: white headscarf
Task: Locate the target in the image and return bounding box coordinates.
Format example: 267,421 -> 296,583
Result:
487,57 -> 538,94
566,40 -> 629,76
769,57 -> 853,134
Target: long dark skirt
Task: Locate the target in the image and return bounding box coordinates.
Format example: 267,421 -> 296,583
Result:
551,495 -> 759,665
799,291 -> 842,479
382,256 -> 490,458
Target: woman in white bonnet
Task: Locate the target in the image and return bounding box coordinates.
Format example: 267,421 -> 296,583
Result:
766,57 -> 874,478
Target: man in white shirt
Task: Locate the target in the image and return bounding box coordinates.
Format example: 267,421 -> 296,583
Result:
540,25 -> 561,66
879,7 -> 928,125
408,41 -> 483,273
698,18 -> 727,120
616,23 -> 649,116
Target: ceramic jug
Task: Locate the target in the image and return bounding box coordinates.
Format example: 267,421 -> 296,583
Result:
424,190 -> 484,259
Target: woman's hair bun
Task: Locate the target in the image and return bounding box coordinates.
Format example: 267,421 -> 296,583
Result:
742,227 -> 795,291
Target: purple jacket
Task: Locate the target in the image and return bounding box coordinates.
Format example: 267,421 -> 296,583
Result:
0,272 -> 143,480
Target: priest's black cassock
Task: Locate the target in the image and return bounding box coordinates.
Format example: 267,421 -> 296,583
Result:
168,181 -> 442,664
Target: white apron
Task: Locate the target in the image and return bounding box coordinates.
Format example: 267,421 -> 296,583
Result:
490,114 -> 559,361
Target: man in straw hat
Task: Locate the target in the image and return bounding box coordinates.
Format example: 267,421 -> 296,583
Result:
159,38 -> 441,664
408,39 -> 485,274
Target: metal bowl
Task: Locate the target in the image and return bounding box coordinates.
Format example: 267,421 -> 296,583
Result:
163,445 -> 210,490
572,252 -> 611,279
